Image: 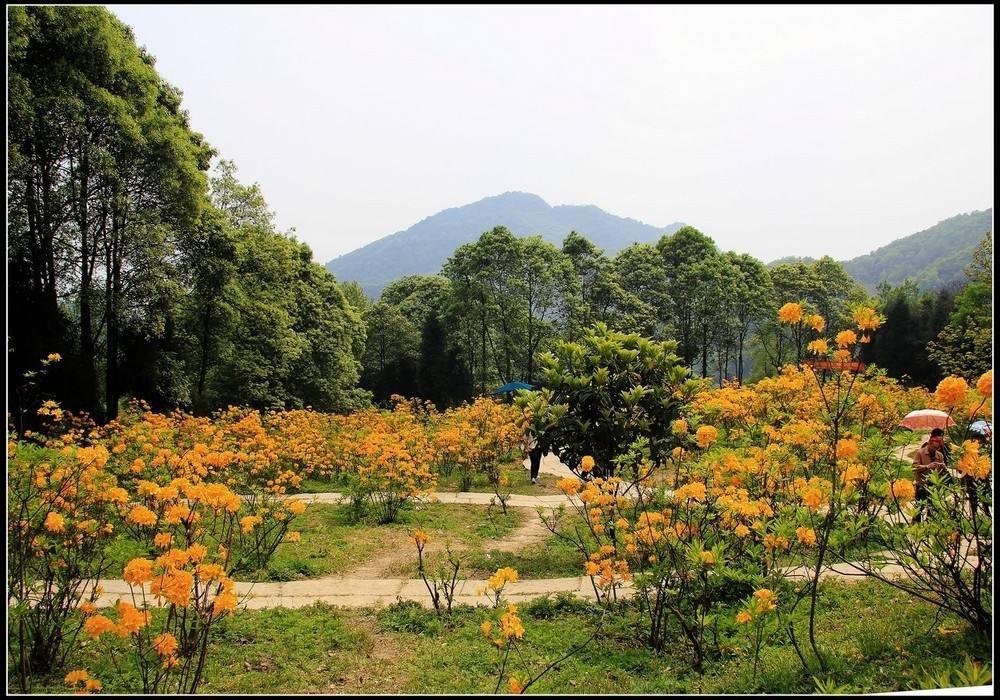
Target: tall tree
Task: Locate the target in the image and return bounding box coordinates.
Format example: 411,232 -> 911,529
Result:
8,5 -> 213,421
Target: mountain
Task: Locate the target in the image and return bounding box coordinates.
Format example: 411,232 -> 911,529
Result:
839,209 -> 993,293
325,192 -> 685,298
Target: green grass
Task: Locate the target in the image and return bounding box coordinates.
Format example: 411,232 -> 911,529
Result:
19,578 -> 990,694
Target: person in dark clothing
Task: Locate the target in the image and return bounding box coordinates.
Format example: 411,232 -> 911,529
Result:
523,431 -> 544,484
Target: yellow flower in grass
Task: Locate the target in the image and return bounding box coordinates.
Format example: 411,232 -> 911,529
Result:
736,610 -> 753,625
287,499 -> 307,515
509,676 -> 526,694
499,604 -> 525,639
480,620 -> 493,638
753,588 -> 777,611
284,531 -> 301,543
65,670 -> 89,684
411,529 -> 430,547
211,591 -> 239,617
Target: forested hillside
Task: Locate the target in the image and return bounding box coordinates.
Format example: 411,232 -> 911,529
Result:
841,209 -> 992,292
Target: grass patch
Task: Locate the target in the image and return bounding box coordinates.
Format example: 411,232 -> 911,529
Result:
18,578 -> 990,694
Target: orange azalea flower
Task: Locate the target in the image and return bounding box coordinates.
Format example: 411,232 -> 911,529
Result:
509,676 -> 525,694
852,306 -> 881,331
44,511 -> 66,533
153,532 -> 173,549
83,615 -> 116,638
580,455 -> 595,473
480,620 -> 493,637
888,479 -> 916,503
807,339 -> 829,356
778,302 -> 803,324
806,314 -> 826,333
835,330 -> 857,348
976,370 -> 992,399
796,527 -> 817,547
672,419 -> 689,435
411,529 -> 430,547
152,633 -> 178,657
736,610 -> 753,624
123,558 -> 154,585
695,425 -> 718,449
935,376 -> 969,407
127,505 -> 157,527
65,670 -> 89,685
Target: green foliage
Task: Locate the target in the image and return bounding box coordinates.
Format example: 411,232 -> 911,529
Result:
531,323 -> 692,478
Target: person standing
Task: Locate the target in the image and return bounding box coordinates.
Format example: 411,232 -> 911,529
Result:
911,427 -> 947,521
523,431 -> 544,485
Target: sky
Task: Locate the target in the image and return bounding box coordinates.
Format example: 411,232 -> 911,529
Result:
105,4 -> 994,265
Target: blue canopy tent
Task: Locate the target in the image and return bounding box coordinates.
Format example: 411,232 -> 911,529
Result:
491,381 -> 534,395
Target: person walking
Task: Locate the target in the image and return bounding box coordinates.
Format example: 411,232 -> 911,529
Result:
523,431 -> 544,485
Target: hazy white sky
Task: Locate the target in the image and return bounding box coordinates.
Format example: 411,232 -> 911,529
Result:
105,4 -> 994,265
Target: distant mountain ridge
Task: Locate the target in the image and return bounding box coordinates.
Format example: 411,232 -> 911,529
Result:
325,191 -> 685,297
840,209 -> 992,292
326,192 -> 992,299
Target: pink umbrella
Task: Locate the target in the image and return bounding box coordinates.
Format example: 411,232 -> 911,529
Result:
899,408 -> 956,431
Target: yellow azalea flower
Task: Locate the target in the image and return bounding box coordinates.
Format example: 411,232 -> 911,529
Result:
46,352 -> 62,363
284,531 -> 302,543
411,529 -> 430,547
807,339 -> 829,356
734,524 -> 750,538
778,302 -> 803,324
211,591 -> 239,616
672,419 -> 688,435
852,306 -> 881,331
480,620 -> 493,637
580,455 -> 595,473
287,499 -> 306,515
699,550 -> 715,565
736,610 -> 753,624
79,601 -> 97,615
153,532 -> 173,549
509,676 -> 525,694
806,314 -> 826,333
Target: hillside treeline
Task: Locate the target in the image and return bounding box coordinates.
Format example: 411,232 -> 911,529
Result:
7,6 -> 992,426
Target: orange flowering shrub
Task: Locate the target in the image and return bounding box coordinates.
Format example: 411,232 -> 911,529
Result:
7,440 -> 121,689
